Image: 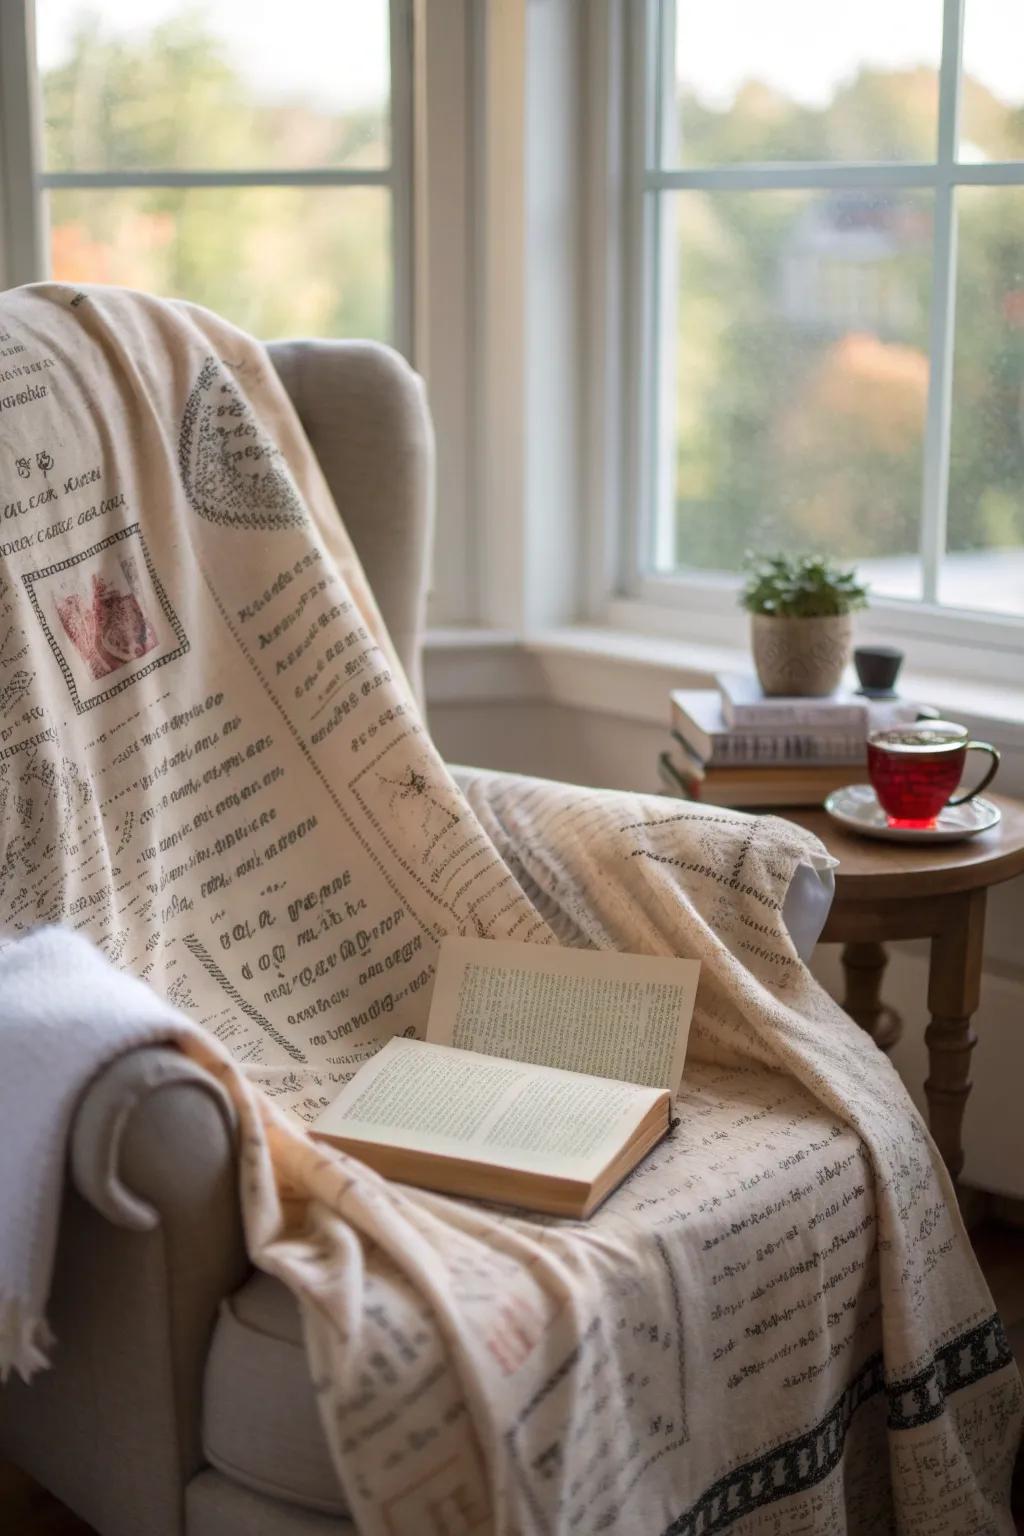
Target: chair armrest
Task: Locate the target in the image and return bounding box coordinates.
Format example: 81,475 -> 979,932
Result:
71,1045 -> 237,1229
267,339 -> 435,708
452,763 -> 835,961
0,1046 -> 252,1536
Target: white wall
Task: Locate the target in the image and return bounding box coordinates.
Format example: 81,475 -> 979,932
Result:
429,686 -> 1024,1201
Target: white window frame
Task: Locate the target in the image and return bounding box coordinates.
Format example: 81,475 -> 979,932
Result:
597,0 -> 1024,675
0,0 -> 415,360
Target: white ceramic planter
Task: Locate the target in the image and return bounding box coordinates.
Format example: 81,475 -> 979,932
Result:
750,612 -> 853,696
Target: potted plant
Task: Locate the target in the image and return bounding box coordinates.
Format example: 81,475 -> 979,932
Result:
740,553 -> 868,697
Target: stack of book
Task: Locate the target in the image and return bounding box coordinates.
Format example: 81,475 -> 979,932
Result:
660,672 -> 918,810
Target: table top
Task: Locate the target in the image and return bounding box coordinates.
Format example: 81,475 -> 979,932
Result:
785,793 -> 1024,900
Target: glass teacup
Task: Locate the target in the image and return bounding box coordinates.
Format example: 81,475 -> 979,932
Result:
866,721 -> 1000,830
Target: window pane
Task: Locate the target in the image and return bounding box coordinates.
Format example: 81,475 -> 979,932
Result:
47,186 -> 391,341
666,0 -> 941,167
36,0 -> 390,171
657,190 -> 932,600
960,0 -> 1024,162
943,188 -> 1024,616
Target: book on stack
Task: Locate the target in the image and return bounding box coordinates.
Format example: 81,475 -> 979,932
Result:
662,674 -> 918,810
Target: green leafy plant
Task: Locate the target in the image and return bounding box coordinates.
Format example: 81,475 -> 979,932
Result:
739,553 -> 869,618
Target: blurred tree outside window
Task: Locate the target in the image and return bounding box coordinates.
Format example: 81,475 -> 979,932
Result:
34,1 -> 399,344
645,0 -> 1024,619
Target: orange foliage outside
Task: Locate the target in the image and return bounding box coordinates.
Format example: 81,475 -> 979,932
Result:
51,213 -> 176,289
783,332 -> 929,460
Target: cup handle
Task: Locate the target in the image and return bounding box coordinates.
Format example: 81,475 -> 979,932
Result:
948,741 -> 1000,805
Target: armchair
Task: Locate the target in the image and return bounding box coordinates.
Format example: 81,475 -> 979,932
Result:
0,339 -> 433,1536
0,337 -> 838,1536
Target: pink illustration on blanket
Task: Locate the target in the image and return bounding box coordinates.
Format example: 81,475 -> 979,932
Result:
53,556 -> 158,679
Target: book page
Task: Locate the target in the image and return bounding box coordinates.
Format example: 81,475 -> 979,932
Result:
426,938 -> 699,1095
313,1037 -> 663,1179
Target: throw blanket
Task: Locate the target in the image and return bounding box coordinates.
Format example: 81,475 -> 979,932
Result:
0,283 -> 1018,1535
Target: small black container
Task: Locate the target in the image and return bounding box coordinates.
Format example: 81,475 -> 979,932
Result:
853,645 -> 904,698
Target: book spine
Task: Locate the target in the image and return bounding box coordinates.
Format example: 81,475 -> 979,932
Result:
657,751 -> 700,799
671,728 -> 863,766
666,732 -> 706,778
725,701 -> 867,730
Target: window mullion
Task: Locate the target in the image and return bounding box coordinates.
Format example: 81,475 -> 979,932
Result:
648,1 -> 678,576
647,162 -> 1024,192
388,0 -> 415,360
919,0 -> 965,606
646,164 -> 940,193
645,0 -> 665,169
39,169 -> 392,190
632,0 -> 678,587
622,4 -> 655,594
0,1 -> 45,285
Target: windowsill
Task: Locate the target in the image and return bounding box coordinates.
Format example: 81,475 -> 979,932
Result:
424,623 -> 1024,751
537,625 -> 1024,740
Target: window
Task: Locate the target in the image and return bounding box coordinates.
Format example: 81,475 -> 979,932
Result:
630,0 -> 1024,625
2,1 -> 412,349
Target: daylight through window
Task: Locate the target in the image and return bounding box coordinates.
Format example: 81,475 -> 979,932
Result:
640,0 -> 1024,620
32,0 -> 408,347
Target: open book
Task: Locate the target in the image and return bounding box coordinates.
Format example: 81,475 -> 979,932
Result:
312,938 -> 700,1218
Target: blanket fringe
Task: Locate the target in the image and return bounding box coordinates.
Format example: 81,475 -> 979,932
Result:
0,1295 -> 55,1383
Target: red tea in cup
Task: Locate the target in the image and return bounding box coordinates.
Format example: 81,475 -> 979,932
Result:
866,721 -> 999,829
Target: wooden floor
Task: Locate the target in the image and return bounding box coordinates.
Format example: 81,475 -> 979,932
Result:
0,1466 -> 94,1536
3,1221 -> 1024,1535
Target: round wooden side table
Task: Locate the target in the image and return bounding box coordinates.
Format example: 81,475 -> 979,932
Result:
786,794 -> 1024,1184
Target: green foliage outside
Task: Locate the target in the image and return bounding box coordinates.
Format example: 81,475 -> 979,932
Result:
669,71 -> 1024,576
40,17 -> 1024,586
42,12 -> 390,342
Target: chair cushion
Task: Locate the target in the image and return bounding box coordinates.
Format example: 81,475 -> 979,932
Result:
202,1273 -> 349,1517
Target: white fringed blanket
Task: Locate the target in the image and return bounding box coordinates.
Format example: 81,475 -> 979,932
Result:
0,282 -> 1018,1535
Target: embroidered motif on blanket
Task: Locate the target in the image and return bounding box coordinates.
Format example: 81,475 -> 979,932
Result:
179,356 -> 306,531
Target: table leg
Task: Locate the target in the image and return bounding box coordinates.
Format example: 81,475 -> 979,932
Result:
924,887 -> 987,1182
840,941 -> 902,1051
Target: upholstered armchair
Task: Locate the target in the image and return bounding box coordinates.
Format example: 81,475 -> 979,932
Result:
0,338 -> 836,1536
0,340 -> 433,1536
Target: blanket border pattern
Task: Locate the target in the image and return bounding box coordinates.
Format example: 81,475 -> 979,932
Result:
661,1313 -> 1013,1536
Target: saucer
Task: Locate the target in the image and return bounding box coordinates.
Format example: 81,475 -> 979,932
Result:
823,784 -> 1002,843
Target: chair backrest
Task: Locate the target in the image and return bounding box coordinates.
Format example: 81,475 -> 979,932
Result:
267,339 -> 434,707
